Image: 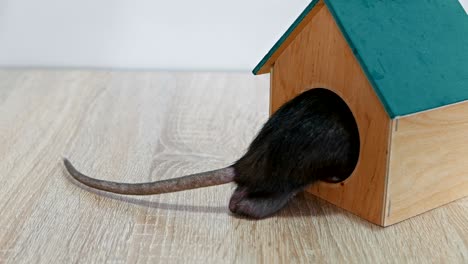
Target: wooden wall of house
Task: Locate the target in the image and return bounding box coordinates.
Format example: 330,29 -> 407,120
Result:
386,103 -> 468,225
269,2 -> 391,225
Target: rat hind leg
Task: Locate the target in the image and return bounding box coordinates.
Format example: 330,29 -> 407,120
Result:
229,187 -> 298,219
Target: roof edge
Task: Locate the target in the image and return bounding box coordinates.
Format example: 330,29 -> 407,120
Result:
252,0 -> 321,75
323,0 -> 395,118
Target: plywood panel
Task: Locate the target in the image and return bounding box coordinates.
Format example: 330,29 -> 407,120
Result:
270,4 -> 391,225
386,102 -> 468,225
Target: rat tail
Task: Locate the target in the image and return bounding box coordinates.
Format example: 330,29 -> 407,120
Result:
63,158 -> 235,195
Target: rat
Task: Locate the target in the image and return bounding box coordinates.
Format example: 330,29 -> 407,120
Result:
63,88 -> 360,219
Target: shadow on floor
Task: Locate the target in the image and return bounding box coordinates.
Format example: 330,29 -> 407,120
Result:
60,161 -> 372,226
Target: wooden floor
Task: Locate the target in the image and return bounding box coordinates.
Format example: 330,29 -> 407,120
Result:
0,70 -> 466,263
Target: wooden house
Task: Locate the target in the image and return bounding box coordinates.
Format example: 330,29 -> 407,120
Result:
253,0 -> 468,226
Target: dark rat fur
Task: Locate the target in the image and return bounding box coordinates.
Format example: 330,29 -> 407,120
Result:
64,88 -> 360,219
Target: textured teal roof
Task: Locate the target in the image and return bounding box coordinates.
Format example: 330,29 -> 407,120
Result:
254,0 -> 468,117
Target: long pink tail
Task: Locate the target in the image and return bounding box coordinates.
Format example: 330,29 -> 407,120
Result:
63,158 -> 235,195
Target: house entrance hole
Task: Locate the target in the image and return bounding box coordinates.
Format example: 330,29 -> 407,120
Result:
305,88 -> 360,183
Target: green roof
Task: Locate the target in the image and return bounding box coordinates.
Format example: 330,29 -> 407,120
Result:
253,0 -> 468,118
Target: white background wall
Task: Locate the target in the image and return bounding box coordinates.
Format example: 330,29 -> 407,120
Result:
0,0 -> 310,71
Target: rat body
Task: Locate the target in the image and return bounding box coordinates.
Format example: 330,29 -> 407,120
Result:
64,88 -> 360,219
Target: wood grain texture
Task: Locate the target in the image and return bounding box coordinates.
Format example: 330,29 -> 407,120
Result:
270,4 -> 391,225
386,102 -> 468,225
0,70 -> 466,263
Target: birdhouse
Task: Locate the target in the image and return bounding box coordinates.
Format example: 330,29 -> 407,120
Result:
253,0 -> 468,226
